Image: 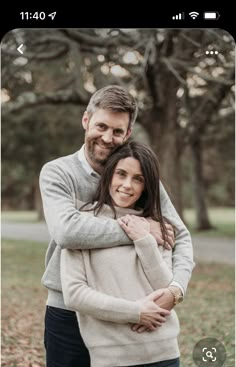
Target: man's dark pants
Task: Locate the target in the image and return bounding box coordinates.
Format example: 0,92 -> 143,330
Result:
44,306 -> 90,367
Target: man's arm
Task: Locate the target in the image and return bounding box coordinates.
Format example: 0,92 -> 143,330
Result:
146,182 -> 194,314
159,181 -> 195,294
40,162 -> 174,251
61,248 -> 170,327
133,182 -> 194,332
39,162 -> 131,250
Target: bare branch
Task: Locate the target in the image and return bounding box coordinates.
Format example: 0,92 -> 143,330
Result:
62,29 -> 112,47
2,90 -> 89,116
166,58 -> 234,86
187,68 -> 235,140
162,57 -> 186,85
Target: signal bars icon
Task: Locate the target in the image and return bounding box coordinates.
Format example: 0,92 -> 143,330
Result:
172,13 -> 184,20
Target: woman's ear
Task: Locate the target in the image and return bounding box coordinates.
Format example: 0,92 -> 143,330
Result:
82,111 -> 89,130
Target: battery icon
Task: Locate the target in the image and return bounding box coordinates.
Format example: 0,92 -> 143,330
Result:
204,12 -> 220,20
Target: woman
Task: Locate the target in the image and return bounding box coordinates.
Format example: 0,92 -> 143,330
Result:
61,141 -> 180,367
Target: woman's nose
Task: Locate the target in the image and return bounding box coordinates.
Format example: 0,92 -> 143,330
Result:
122,177 -> 132,188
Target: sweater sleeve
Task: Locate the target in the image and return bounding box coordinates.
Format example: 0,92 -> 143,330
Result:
159,182 -> 195,294
39,162 -> 131,250
61,249 -> 141,323
134,234 -> 173,290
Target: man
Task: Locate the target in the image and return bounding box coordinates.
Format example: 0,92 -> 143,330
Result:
40,85 -> 194,367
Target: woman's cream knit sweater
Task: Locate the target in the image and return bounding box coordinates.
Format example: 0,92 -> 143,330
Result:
61,203 -> 180,367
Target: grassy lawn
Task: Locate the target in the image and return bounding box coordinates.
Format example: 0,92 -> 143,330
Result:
1,239 -> 47,367
178,263 -> 235,366
1,210 -> 39,223
184,207 -> 235,238
2,239 -> 235,366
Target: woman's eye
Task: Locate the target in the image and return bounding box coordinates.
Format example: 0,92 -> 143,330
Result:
117,171 -> 125,176
134,177 -> 144,183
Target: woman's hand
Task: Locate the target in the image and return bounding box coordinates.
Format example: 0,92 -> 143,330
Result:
131,290 -> 171,333
117,214 -> 150,241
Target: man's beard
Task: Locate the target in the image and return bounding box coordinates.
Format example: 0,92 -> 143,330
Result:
87,140 -> 115,166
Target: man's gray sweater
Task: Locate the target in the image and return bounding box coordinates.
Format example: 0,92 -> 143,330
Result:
39,150 -> 194,310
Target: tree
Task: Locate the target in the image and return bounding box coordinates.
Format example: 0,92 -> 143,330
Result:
1,28 -> 234,227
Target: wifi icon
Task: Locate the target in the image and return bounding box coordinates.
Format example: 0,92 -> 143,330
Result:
189,11 -> 199,19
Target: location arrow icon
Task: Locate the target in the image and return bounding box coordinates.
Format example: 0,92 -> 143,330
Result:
17,44 -> 24,54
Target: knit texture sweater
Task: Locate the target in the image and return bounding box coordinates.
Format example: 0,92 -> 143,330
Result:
61,202 -> 180,367
39,150 -> 194,310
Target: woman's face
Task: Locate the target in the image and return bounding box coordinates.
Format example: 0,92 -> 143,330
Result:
109,157 -> 145,208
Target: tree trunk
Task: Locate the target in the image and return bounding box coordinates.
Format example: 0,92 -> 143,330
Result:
146,83 -> 183,218
143,37 -> 184,217
191,139 -> 213,230
157,120 -> 183,217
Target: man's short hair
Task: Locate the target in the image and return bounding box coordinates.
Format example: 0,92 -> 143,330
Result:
86,85 -> 138,129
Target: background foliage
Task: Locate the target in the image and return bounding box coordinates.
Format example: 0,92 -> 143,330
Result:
1,28 -> 235,229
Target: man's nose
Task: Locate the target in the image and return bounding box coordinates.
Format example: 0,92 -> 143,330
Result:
101,130 -> 113,144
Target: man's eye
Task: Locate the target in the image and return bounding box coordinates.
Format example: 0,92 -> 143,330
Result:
114,130 -> 123,136
97,124 -> 106,130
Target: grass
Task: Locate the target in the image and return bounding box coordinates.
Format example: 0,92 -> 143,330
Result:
184,207 -> 235,238
1,239 -> 47,367
1,210 -> 39,223
178,263 -> 235,366
1,239 -> 235,366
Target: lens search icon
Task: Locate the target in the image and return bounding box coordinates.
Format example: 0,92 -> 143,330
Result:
202,347 -> 217,362
193,338 -> 226,366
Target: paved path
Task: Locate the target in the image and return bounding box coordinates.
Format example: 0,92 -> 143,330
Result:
2,221 -> 50,243
1,221 -> 235,265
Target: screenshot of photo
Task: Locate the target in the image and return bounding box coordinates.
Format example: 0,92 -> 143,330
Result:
1,28 -> 235,367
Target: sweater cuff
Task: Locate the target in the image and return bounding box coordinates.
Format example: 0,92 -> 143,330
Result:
134,234 -> 161,266
108,300 -> 141,323
129,302 -> 142,323
134,233 -> 157,247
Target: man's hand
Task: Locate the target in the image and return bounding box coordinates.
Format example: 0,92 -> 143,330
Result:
146,218 -> 175,250
131,290 -> 171,333
154,287 -> 175,310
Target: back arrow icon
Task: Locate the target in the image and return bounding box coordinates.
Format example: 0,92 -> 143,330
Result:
17,44 -> 24,54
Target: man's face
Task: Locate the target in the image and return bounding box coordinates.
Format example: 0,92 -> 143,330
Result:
82,109 -> 131,170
